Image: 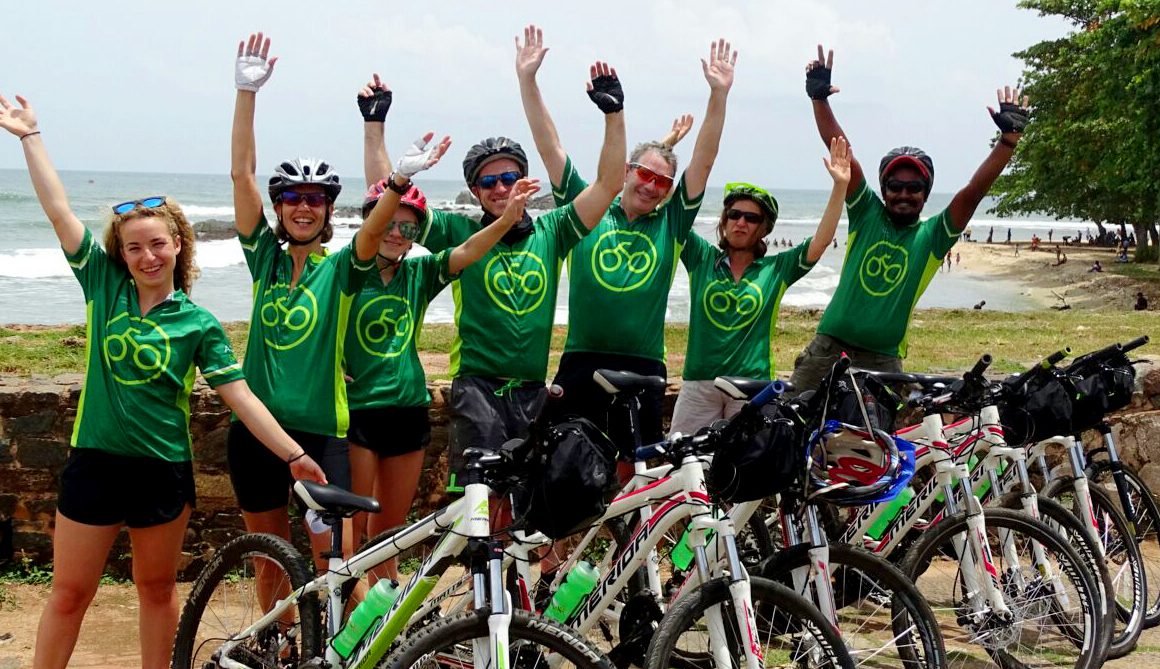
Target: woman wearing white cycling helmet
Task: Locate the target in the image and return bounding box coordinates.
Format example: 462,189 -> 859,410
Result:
229,33 -> 450,589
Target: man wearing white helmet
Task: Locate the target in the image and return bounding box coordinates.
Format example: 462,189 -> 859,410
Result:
788,44 -> 1031,394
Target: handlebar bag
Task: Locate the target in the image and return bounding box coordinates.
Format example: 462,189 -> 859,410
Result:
708,403 -> 804,504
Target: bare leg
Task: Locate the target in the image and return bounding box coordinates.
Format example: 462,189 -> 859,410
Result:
367,449 -> 425,581
128,505 -> 191,669
241,507 -> 294,611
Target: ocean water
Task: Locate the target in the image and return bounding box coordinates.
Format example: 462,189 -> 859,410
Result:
0,168 -> 1091,325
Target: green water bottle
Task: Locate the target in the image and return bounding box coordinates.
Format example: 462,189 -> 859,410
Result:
544,561 -> 599,622
331,579 -> 400,658
866,487 -> 915,540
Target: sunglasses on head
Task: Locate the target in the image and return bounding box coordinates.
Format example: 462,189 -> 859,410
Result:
279,191 -> 330,207
884,179 -> 926,195
112,196 -> 165,215
387,220 -> 421,241
726,209 -> 766,224
629,163 -> 675,190
476,171 -> 521,189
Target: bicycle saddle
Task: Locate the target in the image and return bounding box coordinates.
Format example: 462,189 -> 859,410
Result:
855,368 -> 957,389
294,480 -> 381,516
714,376 -> 795,400
593,369 -> 667,395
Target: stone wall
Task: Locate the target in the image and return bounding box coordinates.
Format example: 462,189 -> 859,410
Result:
1,369 -> 1157,579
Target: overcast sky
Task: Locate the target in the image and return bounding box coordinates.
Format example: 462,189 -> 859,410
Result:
0,1 -> 1073,192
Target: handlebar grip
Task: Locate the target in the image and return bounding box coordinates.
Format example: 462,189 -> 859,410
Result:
1046,347 -> 1071,366
635,443 -> 666,461
967,354 -> 993,379
751,380 -> 786,408
1124,335 -> 1150,353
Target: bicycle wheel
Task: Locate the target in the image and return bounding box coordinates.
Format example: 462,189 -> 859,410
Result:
644,576 -> 855,669
1089,459 -> 1160,627
1034,481 -> 1144,658
761,542 -> 946,669
899,508 -> 1101,669
379,608 -> 614,669
172,533 -> 321,669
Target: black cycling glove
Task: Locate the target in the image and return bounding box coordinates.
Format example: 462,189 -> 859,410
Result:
358,88 -> 393,122
806,64 -> 834,100
991,101 -> 1030,134
587,75 -> 624,114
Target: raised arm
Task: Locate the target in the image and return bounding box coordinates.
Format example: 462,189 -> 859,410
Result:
231,32 -> 278,238
807,136 -> 852,262
216,380 -> 327,484
684,39 -> 737,200
516,24 -> 567,186
806,44 -> 862,198
358,133 -> 451,261
660,114 -> 694,149
571,62 -> 626,229
450,178 -> 541,274
947,87 -> 1030,231
0,95 -> 85,254
359,73 -> 393,187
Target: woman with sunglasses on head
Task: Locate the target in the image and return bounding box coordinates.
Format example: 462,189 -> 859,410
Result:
669,137 -> 850,436
347,78 -> 542,576
0,93 -> 327,669
229,34 -> 450,581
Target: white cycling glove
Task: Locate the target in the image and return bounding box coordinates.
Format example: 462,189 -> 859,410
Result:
395,136 -> 441,179
236,54 -> 275,92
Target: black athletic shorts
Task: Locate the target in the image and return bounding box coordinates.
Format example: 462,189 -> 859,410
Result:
348,405 -> 431,458
57,448 -> 195,528
551,351 -> 667,447
226,422 -> 351,513
447,376 -> 546,493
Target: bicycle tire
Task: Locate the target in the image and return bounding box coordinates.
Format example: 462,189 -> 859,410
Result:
172,533 -> 321,669
643,576 -> 855,669
760,542 -> 946,669
1034,481 -> 1145,658
1088,458 -> 1160,627
899,508 -> 1101,669
378,608 -> 614,669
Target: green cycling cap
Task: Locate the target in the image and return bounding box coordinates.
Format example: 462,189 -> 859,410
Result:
724,182 -> 779,224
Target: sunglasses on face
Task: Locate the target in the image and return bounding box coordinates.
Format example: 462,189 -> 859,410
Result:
112,196 -> 165,215
387,220 -> 421,241
884,179 -> 926,195
629,163 -> 675,191
726,209 -> 766,224
476,171 -> 521,189
279,191 -> 330,207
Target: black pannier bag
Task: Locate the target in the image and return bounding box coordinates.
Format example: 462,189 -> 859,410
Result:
514,418 -> 619,540
999,373 -> 1074,446
1070,355 -> 1136,432
830,371 -> 903,432
707,403 -> 804,504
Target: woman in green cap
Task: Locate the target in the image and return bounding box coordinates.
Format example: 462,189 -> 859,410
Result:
669,136 -> 850,434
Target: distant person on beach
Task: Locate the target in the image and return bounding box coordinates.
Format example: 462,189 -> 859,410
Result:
344,77 -> 543,567
226,32 -> 449,586
0,92 -> 327,669
945,254 -> 952,271
987,226 -> 994,243
789,43 -> 1030,392
955,251 -> 961,265
669,138 -> 850,435
1006,228 -> 1012,244
1015,243 -> 1020,256
1048,228 -> 1053,242
517,25 -> 733,446
1053,253 -> 1068,267
1136,292 -> 1148,311
420,33 -> 626,493
1089,260 -> 1102,273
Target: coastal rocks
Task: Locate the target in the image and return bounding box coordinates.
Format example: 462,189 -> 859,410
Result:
192,218 -> 236,241
453,188 -> 555,211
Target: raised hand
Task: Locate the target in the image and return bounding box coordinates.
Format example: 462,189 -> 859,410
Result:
988,86 -> 1031,136
0,94 -> 37,138
236,32 -> 277,92
586,61 -> 624,114
806,44 -> 840,100
504,178 -> 542,220
701,38 -> 738,92
663,114 -> 694,148
358,73 -> 392,122
515,24 -> 550,81
823,136 -> 851,185
395,132 -> 452,178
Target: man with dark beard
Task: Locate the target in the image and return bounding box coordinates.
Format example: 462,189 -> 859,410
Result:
788,44 -> 1030,393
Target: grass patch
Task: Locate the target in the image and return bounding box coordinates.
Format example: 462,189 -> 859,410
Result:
1106,261 -> 1160,283
1,309 -> 1155,379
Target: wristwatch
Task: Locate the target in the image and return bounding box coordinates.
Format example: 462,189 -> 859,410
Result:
386,172 -> 412,195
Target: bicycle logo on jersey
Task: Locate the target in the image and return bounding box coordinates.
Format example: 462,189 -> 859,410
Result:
102,313 -> 171,385
590,230 -> 658,292
355,295 -> 413,358
858,241 -> 909,297
703,279 -> 765,331
258,283 -> 319,351
484,251 -> 549,316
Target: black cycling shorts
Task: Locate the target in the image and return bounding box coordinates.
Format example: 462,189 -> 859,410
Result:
551,351 -> 667,447
348,405 -> 431,458
226,422 -> 351,513
57,448 -> 195,528
447,376 -> 546,493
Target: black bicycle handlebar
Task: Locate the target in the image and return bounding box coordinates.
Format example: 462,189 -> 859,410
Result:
1006,347 -> 1071,392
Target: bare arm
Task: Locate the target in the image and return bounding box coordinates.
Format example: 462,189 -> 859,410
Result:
807,137 -> 852,262
947,87 -> 1030,231
359,74 -> 393,186
684,39 -> 737,200
516,25 -> 567,186
231,33 -> 278,238
571,62 -> 626,229
0,95 -> 85,253
358,134 -> 452,261
449,179 -> 541,274
807,45 -> 862,198
216,380 -> 328,483
659,114 -> 694,149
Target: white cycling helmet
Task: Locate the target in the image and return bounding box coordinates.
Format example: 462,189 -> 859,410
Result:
268,158 -> 342,203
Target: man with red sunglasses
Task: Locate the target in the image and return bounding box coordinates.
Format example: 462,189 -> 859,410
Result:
516,26 -> 736,445
788,44 -> 1031,395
